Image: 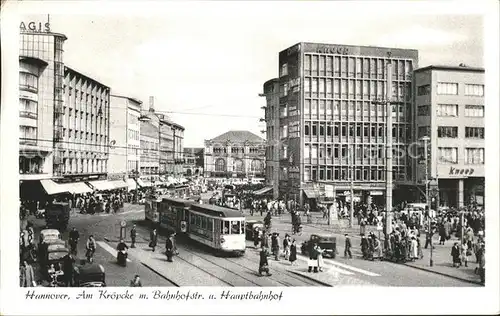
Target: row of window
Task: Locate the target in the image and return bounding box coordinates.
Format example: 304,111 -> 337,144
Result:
417,83 -> 484,96
304,122 -> 409,140
302,56 -> 412,80
303,144 -> 407,164
303,165 -> 408,182
19,72 -> 38,92
212,147 -> 263,154
65,128 -> 108,144
303,78 -> 411,100
435,126 -> 485,139
214,158 -> 264,172
438,147 -> 484,164
19,125 -> 37,140
303,99 -> 409,121
19,156 -> 44,174
61,158 -> 107,174
417,104 -> 484,117
128,129 -> 139,141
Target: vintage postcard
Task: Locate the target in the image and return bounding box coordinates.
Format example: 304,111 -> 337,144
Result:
1,0 -> 499,315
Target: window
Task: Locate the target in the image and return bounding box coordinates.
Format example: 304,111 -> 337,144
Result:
417,84 -> 430,96
438,147 -> 458,164
465,148 -> 485,164
215,158 -> 225,172
304,124 -> 310,136
311,145 -> 318,159
304,145 -> 310,159
437,104 -> 458,117
437,82 -> 458,95
19,72 -> 38,92
280,63 -> 288,77
437,126 -> 458,138
465,127 -> 484,139
464,84 -> 484,96
417,105 -> 430,116
465,105 -> 484,117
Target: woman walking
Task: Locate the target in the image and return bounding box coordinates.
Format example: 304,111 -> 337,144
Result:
289,239 -> 297,266
461,240 -> 470,267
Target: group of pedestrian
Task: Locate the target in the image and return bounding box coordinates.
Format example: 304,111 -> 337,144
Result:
149,228 -> 177,262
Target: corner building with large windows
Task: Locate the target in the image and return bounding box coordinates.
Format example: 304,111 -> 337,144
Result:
273,42 -> 418,207
414,65 -> 484,208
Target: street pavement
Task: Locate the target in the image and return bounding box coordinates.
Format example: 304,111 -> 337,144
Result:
26,201 -> 479,287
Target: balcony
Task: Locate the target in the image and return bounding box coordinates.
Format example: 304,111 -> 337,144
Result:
19,110 -> 38,120
19,84 -> 38,93
20,138 -> 37,146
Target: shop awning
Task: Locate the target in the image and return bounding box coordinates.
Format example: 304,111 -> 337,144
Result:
109,180 -> 128,190
254,186 -> 273,196
303,189 -> 319,199
87,180 -> 114,191
40,179 -> 70,195
126,179 -> 137,191
136,179 -> 153,187
58,182 -> 93,195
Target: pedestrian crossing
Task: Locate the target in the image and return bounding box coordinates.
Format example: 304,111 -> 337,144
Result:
97,241 -> 132,262
295,255 -> 380,277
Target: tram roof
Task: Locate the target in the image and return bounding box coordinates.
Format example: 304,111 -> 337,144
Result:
190,204 -> 244,218
161,197 -> 196,206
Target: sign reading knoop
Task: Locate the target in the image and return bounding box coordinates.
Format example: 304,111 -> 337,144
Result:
449,167 -> 474,176
316,46 -> 350,55
20,21 -> 51,33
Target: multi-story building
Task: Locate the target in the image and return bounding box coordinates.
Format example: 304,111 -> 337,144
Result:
172,123 -> 185,176
414,65 -> 485,208
183,147 -> 204,176
158,114 -> 175,175
139,100 -> 160,182
60,66 -> 111,185
261,78 -> 280,199
19,28 -> 67,185
268,42 -> 418,207
204,130 -> 265,178
108,95 -> 142,181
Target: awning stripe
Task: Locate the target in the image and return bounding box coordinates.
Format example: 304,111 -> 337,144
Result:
303,189 -> 319,199
40,179 -> 70,195
57,182 -> 93,194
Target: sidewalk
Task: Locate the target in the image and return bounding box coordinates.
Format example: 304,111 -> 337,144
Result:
245,210 -> 483,285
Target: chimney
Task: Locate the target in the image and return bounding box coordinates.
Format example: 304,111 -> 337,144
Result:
149,96 -> 155,112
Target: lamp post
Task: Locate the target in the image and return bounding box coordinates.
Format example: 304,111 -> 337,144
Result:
349,148 -> 354,228
420,135 -> 432,266
138,114 -> 151,202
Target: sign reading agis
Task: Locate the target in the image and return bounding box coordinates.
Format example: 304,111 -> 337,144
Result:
20,21 -> 51,33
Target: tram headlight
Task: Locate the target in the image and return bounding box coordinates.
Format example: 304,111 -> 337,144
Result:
220,236 -> 225,243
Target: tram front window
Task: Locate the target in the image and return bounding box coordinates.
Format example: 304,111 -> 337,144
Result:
231,221 -> 240,234
223,221 -> 230,234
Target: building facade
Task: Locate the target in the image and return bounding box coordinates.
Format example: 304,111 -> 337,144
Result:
184,147 -> 204,176
172,123 -> 185,176
108,95 -> 142,180
19,28 -> 67,181
204,131 -> 265,178
139,103 -> 160,182
414,65 -> 485,208
158,114 -> 175,175
270,42 -> 418,206
262,79 -> 280,199
59,67 -> 111,182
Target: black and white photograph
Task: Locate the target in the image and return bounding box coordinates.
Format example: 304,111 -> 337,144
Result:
1,0 -> 499,315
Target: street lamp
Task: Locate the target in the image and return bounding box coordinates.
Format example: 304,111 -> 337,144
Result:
349,147 -> 354,228
137,114 -> 151,202
420,135 -> 433,267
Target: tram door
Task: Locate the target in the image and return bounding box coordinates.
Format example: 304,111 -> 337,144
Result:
214,219 -> 222,248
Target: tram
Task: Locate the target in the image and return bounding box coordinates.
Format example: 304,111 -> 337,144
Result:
158,197 -> 246,256
144,195 -> 167,224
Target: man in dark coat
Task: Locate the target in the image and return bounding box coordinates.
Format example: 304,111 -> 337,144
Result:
150,228 -> 158,252
130,225 -> 137,248
258,247 -> 272,276
308,242 -> 318,273
451,242 -> 461,267
344,234 -> 352,259
165,235 -> 174,262
63,253 -> 75,287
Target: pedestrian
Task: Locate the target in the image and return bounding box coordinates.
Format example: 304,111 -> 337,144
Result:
344,234 -> 352,259
461,240 -> 469,267
451,242 -> 461,268
20,261 -> 36,287
271,233 -> 280,261
478,243 -> 485,284
130,274 -> 142,287
360,235 -> 369,259
253,227 -> 261,248
283,234 -> 291,260
258,247 -> 272,276
130,225 -> 137,248
165,234 -> 174,262
63,253 -> 75,287
149,228 -> 158,252
410,236 -> 418,261
289,239 -> 297,266
316,244 -> 325,272
360,217 -> 367,236
308,242 -> 319,273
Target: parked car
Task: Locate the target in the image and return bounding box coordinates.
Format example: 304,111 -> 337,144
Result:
39,229 -> 62,245
301,234 -> 337,258
245,220 -> 264,240
73,261 -> 106,287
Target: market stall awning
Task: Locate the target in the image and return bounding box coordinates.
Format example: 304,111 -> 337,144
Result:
126,179 -> 137,191
254,186 -> 273,196
58,182 -> 93,194
303,189 -> 319,199
87,180 -> 114,191
40,179 -> 70,195
109,180 -> 128,190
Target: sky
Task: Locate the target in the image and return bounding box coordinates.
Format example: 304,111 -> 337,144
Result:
19,1 -> 484,147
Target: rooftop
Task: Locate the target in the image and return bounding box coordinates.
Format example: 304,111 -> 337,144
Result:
65,66 -> 110,90
414,64 -> 485,73
208,130 -> 265,144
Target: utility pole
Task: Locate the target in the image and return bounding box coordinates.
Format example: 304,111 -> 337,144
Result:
421,135 -> 432,266
349,148 -> 354,228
